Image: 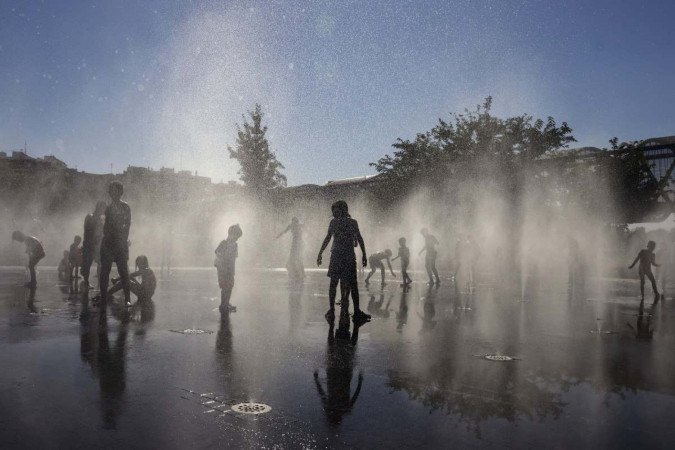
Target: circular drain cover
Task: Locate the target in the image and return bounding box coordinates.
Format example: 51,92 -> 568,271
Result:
484,355 -> 515,361
231,402 -> 272,415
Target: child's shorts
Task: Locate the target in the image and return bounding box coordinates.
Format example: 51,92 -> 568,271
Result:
218,269 -> 235,290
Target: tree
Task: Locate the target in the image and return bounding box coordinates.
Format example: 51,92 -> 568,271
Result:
371,97 -> 575,194
228,104 -> 286,193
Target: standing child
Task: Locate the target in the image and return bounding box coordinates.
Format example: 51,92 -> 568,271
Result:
69,235 -> 83,281
392,237 -> 412,286
365,249 -> 396,285
99,181 -> 132,310
215,224 -> 243,314
629,240 -> 660,303
12,231 -> 45,288
419,228 -> 441,285
317,200 -> 370,323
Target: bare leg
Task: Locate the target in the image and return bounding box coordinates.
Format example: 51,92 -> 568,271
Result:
116,258 -> 131,304
639,273 -> 645,300
328,278 -> 339,310
220,287 -> 232,307
351,278 -> 361,312
425,260 -> 433,284
647,271 -> 659,298
28,262 -> 37,286
99,259 -> 112,309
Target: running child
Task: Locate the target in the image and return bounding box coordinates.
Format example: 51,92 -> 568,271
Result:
629,240 -> 660,303
107,255 -> 156,304
12,231 -> 45,288
365,249 -> 396,285
215,224 -> 243,314
317,200 -> 370,323
392,237 -> 412,286
419,228 -> 440,285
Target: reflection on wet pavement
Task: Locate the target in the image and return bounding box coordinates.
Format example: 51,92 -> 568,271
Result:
1,267 -> 675,448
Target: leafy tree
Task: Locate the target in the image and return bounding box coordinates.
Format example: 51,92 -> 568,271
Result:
228,104 -> 286,193
371,97 -> 576,194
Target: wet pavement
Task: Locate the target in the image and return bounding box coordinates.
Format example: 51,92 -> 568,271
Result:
1,267 -> 675,449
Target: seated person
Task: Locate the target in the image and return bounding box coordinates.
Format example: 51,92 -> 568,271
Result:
107,255 -> 156,306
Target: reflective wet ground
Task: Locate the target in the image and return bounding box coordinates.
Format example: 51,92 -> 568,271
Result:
1,268 -> 674,449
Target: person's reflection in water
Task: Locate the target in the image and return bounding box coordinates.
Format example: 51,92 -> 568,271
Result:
418,286 -> 437,333
314,314 -> 364,427
367,289 -> 392,319
418,297 -> 437,334
129,300 -> 156,336
80,313 -> 129,430
216,314 -> 233,357
629,301 -> 654,340
396,289 -> 409,332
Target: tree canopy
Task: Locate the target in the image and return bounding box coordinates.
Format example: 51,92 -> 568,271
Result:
228,104 -> 286,193
371,97 -> 576,191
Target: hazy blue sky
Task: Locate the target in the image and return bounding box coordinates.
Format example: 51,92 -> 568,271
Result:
1,0 -> 674,185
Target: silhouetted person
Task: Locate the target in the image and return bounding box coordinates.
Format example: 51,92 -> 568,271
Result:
419,228 -> 440,285
392,237 -> 412,286
107,255 -> 156,305
82,201 -> 106,286
629,240 -> 660,303
365,249 -> 396,285
215,224 -> 242,314
276,216 -> 305,281
99,182 -> 131,311
58,250 -> 70,282
69,235 -> 83,281
12,230 -> 45,288
317,200 -> 370,323
313,314 -> 364,427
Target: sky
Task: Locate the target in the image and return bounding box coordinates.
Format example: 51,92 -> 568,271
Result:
1,0 -> 674,186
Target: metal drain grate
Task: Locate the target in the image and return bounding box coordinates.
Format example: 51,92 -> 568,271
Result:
484,355 -> 514,361
231,402 -> 272,415
170,329 -> 213,334
473,354 -> 518,361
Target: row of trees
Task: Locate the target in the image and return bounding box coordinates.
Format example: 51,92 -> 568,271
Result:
227,99 -> 659,221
